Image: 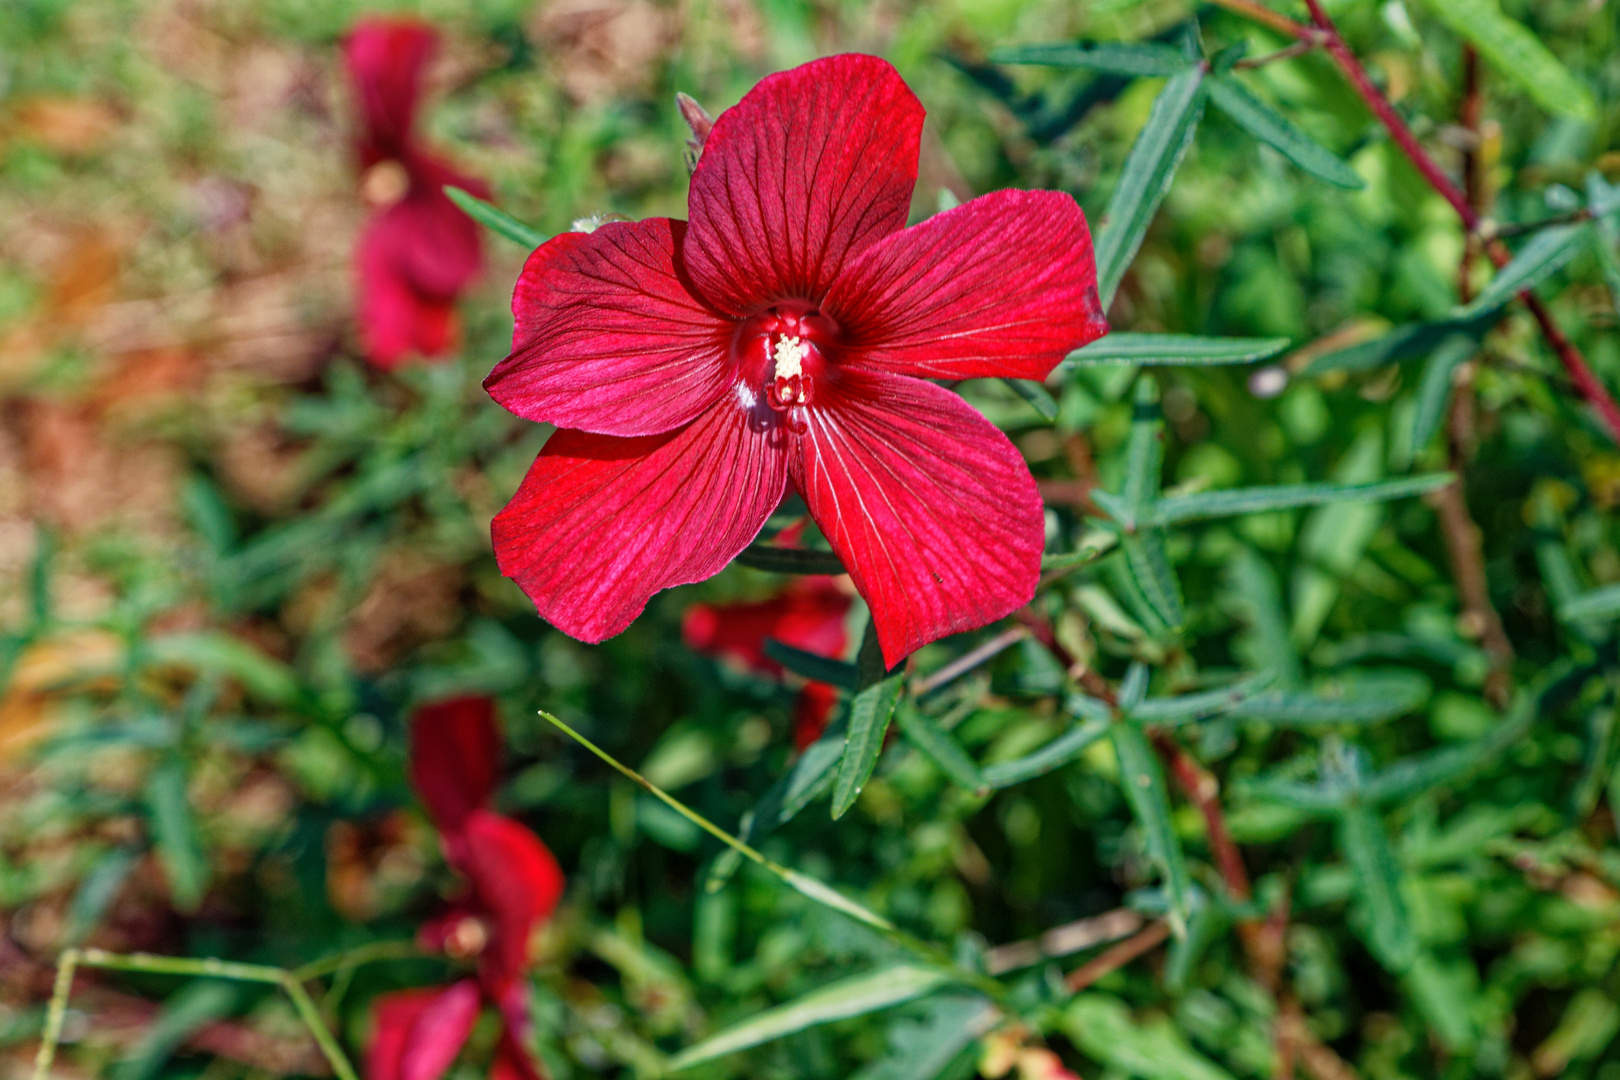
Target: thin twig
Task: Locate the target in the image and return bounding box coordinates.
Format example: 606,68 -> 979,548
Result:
1063,921 -> 1171,992
1151,734 -> 1250,901
1202,0 -> 1315,40
1290,0 -> 1620,444
1235,40 -> 1318,69
913,627 -> 1029,696
985,908 -> 1144,975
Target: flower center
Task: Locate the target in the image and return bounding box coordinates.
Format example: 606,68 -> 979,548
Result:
732,301 -> 838,427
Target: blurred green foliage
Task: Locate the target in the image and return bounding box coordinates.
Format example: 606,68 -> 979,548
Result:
5,1 -> 1620,1079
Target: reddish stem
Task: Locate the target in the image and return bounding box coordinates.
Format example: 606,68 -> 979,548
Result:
1151,732 -> 1251,901
1294,0 -> 1620,444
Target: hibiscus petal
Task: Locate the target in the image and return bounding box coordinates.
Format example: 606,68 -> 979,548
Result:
493,400 -> 788,642
459,810 -> 565,995
684,54 -> 924,316
823,189 -> 1108,381
795,372 -> 1044,668
345,18 -> 436,164
683,580 -> 851,676
366,982 -> 480,1080
394,160 -> 487,301
357,203 -> 460,368
410,696 -> 501,834
486,219 -> 736,438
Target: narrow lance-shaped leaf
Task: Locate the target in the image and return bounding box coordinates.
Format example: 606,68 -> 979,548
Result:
145,759 -> 208,913
1337,803 -> 1417,972
1589,173 -> 1620,321
444,186 -> 546,248
1060,332 -> 1289,369
1111,722 -> 1192,936
990,41 -> 1192,77
1226,670 -> 1432,727
981,716 -> 1111,790
734,545 -> 848,576
1004,377 -> 1060,420
1140,474 -> 1453,528
1123,377 -> 1163,518
66,847 -> 142,945
1206,75 -> 1364,189
1559,585 -> 1620,625
1359,698 -> 1534,804
1409,0 -> 1596,120
1129,669 -> 1276,726
1228,547 -> 1301,687
1457,223 -> 1588,318
895,700 -> 987,794
1300,313 -> 1493,375
762,639 -> 859,689
857,994 -> 997,1080
833,672 -> 906,819
1095,65 -> 1207,308
1409,335 -> 1476,455
666,965 -> 953,1071
1122,533 -> 1184,631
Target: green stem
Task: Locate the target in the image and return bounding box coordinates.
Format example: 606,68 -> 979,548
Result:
76,949 -> 285,983
538,711 -> 1007,1001
281,976 -> 361,1080
31,947 -> 78,1080
294,939 -> 421,981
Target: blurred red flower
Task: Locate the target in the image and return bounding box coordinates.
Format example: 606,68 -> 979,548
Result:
682,577 -> 852,748
485,53 -> 1107,669
345,18 -> 488,370
367,697 -> 564,1080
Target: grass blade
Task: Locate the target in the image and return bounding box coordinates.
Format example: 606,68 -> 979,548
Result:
1094,65 -> 1206,308
666,965 -> 953,1071
443,186 -> 546,248
1206,75 -> 1364,189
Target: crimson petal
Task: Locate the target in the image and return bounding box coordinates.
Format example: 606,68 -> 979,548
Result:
345,18 -> 435,165
684,54 -> 924,316
682,579 -> 851,676
410,696 -> 501,834
493,401 -> 788,643
823,189 -> 1108,381
486,219 -> 736,438
367,981 -> 480,1080
459,810 -> 565,995
356,202 -> 460,369
794,372 -> 1045,668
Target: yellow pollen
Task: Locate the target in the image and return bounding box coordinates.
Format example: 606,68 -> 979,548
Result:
772,335 -> 808,380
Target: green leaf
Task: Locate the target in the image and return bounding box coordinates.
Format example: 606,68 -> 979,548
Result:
443,186 -> 546,247
145,759 -> 207,912
982,716 -> 1112,789
1457,223 -> 1588,318
832,672 -> 905,819
762,639 -> 859,690
1300,314 -> 1492,375
1061,332 -> 1290,368
666,965 -> 953,1070
1409,336 -> 1475,454
1140,474 -> 1452,527
1338,803 -> 1417,972
1206,75 -> 1364,189
1122,533 -> 1184,630
1409,0 -> 1595,119
114,981 -> 242,1080
895,701 -> 987,794
144,632 -> 300,706
1119,660 -> 1151,711
1129,670 -> 1276,726
990,41 -> 1191,76
1227,547 -> 1302,687
734,545 -> 848,575
65,847 -> 141,944
1359,697 -> 1534,804
852,994 -> 995,1080
1590,174 -> 1620,321
1004,377 -> 1058,421
1123,377 -> 1164,518
1040,530 -> 1118,574
1095,65 -> 1207,308
1226,672 -> 1430,727
1061,994 -> 1237,1080
1111,723 -> 1191,935
1559,584 -> 1620,624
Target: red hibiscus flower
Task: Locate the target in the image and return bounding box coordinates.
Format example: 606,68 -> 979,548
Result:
345,18 -> 488,370
367,698 -> 564,1080
485,54 -> 1107,669
682,577 -> 852,748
